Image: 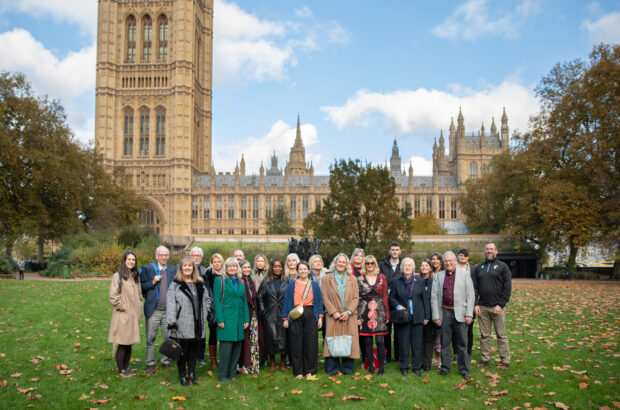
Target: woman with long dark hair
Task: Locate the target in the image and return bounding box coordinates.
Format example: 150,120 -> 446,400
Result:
257,258 -> 289,371
166,256 -> 212,385
252,254 -> 269,366
238,260 -> 260,374
430,252 -> 443,365
419,258 -> 436,371
108,251 -> 143,377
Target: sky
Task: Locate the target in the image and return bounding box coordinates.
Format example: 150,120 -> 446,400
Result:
0,0 -> 618,175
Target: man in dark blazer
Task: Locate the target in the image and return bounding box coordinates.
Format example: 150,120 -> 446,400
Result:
140,245 -> 177,373
431,251 -> 474,379
378,241 -> 403,363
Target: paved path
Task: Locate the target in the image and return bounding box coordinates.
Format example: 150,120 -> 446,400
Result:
3,272 -> 109,282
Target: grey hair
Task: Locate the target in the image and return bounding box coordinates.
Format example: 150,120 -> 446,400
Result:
190,246 -> 203,257
442,251 -> 456,261
308,254 -> 324,268
233,249 -> 245,257
350,248 -> 365,261
224,257 -> 241,274
155,245 -> 169,256
401,257 -> 416,271
329,253 -> 352,275
285,253 -> 300,276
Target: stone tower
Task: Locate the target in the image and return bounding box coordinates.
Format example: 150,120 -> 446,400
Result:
390,139 -> 402,176
94,0 -> 213,240
285,115 -> 311,176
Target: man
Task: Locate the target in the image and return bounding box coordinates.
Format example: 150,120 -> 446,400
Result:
457,248 -> 474,362
472,242 -> 512,370
431,251 -> 474,379
140,246 -> 177,373
17,259 -> 25,280
189,246 -> 210,366
233,249 -> 245,261
379,241 -> 403,363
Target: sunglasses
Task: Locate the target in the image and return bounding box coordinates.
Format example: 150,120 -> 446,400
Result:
365,262 -> 375,265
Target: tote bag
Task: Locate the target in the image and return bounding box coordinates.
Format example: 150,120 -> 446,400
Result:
326,321 -> 352,358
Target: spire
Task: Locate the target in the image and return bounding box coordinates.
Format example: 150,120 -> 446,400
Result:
480,122 -> 485,136
439,130 -> 445,147
490,117 -> 497,135
501,107 -> 508,123
408,161 -> 413,176
449,117 -> 455,132
240,153 -> 246,176
294,114 -> 304,148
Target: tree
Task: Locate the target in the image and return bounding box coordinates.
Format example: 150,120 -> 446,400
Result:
302,159 -> 413,258
459,44 -> 620,275
412,212 -> 446,235
0,72 -> 142,260
266,205 -> 296,235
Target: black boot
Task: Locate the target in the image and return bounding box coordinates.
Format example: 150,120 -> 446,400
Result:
189,373 -> 198,385
179,376 -> 189,386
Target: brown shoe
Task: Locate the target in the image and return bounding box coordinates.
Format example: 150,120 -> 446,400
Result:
162,363 -> 172,370
269,358 -> 277,372
279,360 -> 287,371
477,361 -> 489,368
146,364 -> 156,374
500,363 -> 510,370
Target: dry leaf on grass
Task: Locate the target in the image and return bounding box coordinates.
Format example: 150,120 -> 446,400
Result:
321,392 -> 335,398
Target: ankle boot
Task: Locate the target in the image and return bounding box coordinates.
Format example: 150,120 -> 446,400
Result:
179,376 -> 189,386
209,345 -> 218,369
188,373 -> 198,385
279,357 -> 287,371
269,356 -> 277,372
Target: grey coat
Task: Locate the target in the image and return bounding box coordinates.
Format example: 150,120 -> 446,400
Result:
431,268 -> 474,323
166,279 -> 212,340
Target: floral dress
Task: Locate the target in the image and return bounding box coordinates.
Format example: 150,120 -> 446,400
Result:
358,274 -> 389,336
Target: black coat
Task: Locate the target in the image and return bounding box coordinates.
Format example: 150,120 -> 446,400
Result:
389,274 -> 430,325
378,256 -> 402,290
257,277 -> 289,355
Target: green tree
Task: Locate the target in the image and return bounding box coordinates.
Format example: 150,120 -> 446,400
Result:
266,205 -> 295,235
459,44 -> 620,275
0,72 -> 142,260
412,212 -> 447,235
302,159 -> 413,258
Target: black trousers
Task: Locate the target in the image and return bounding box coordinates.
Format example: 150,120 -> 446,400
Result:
440,308 -> 469,376
177,339 -> 199,378
421,322 -> 436,370
288,306 -> 318,376
396,322 -> 423,371
325,357 -> 354,375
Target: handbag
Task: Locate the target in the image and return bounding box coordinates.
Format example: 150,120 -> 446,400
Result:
288,281 -> 312,320
326,320 -> 352,357
159,337 -> 183,362
390,308 -> 412,324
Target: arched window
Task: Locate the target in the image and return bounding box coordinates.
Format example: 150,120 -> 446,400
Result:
158,15 -> 168,60
155,107 -> 165,156
470,162 -> 478,178
127,16 -> 136,61
139,107 -> 149,156
139,208 -> 160,234
123,108 -> 134,156
142,15 -> 152,61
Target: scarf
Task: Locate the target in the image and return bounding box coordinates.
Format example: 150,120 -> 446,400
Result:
334,271 -> 347,311
230,275 -> 239,293
405,275 -> 415,315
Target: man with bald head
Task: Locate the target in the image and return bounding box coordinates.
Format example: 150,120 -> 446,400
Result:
431,251 -> 474,379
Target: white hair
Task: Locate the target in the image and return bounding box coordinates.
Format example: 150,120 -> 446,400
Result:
155,245 -> 169,256
329,253 -> 352,275
350,248 -> 365,261
190,246 -> 203,257
233,249 -> 245,257
442,251 -> 456,261
401,257 -> 416,271
224,257 -> 241,274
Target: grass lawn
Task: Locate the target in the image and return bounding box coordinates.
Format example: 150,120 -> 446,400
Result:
0,279 -> 618,409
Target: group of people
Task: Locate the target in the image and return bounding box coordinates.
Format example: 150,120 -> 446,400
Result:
107,241 -> 512,385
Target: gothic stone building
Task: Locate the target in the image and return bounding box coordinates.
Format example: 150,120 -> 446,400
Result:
95,0 -> 509,245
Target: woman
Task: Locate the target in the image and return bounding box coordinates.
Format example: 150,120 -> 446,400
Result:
257,258 -> 289,371
252,254 -> 269,366
238,260 -> 259,374
108,251 -> 143,377
321,253 -> 360,376
214,258 -> 249,382
282,261 -> 324,379
285,253 -> 300,280
389,257 -> 429,377
350,248 -> 365,277
357,255 -> 389,374
309,254 -> 327,284
430,251 -> 443,365
419,258 -> 436,371
205,253 -> 224,368
166,257 -> 212,385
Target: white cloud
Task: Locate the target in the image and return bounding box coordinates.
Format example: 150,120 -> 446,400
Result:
213,0 -> 350,85
0,0 -> 97,36
432,0 -> 541,40
320,79 -> 537,139
406,156 -> 433,176
581,11 -> 620,44
213,120 -> 319,173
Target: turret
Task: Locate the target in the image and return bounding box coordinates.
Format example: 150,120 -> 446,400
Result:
240,154 -> 246,176
490,117 -> 497,135
449,117 -> 456,160
259,161 -> 264,187
457,107 -> 465,140
480,122 -> 486,148
501,107 -> 509,148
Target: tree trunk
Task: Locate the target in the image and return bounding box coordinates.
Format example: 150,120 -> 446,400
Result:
37,236 -> 45,263
567,236 -> 578,276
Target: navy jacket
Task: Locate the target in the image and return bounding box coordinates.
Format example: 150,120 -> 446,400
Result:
281,279 -> 324,322
389,274 -> 430,325
139,262 -> 177,319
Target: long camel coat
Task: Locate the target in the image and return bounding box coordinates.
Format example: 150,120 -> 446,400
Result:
321,273 -> 360,359
108,273 -> 143,345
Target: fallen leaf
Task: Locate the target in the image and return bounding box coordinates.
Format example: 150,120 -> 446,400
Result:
291,389 -> 302,394
544,392 -> 557,396
256,383 -> 266,389
78,393 -> 90,400
0,380 -> 7,387
363,374 -> 372,380
206,371 -> 213,377
160,381 -> 171,387
485,398 -> 499,405
98,384 -> 108,390
321,392 -> 335,398
344,395 -> 367,401
171,396 -> 187,401
379,383 -> 388,388
422,378 -> 430,383
491,389 -> 509,396
306,374 -> 318,381
388,390 -> 395,395
91,399 -> 109,404
18,387 -> 36,393
10,373 -> 22,378
554,403 -> 569,410
135,395 -> 148,400
578,383 -> 588,389
28,378 -> 40,382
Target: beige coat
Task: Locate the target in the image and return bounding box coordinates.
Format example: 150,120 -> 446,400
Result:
108,273 -> 143,345
321,273 -> 360,358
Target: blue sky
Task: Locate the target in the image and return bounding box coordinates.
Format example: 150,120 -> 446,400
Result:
0,0 -> 618,175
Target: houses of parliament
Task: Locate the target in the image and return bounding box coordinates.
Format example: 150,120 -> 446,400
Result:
95,0 -> 509,246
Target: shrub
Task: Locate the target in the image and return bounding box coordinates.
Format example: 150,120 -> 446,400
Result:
0,254 -> 17,276
117,225 -> 158,248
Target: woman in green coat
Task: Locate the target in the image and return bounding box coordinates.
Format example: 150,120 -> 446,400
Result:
214,257 -> 249,382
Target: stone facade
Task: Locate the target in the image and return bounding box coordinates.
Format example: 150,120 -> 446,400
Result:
94,0 -> 509,245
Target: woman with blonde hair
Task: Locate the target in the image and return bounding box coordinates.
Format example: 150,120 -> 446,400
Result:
321,253 -> 360,375
205,253 -> 224,368
357,255 -> 389,374
108,251 -> 143,377
166,256 -> 212,385
350,248 -> 365,277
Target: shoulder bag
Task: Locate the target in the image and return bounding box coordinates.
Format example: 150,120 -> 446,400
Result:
288,280 -> 312,320
326,320 -> 352,357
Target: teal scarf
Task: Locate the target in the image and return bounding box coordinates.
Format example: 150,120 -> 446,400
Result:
334,271 -> 347,311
